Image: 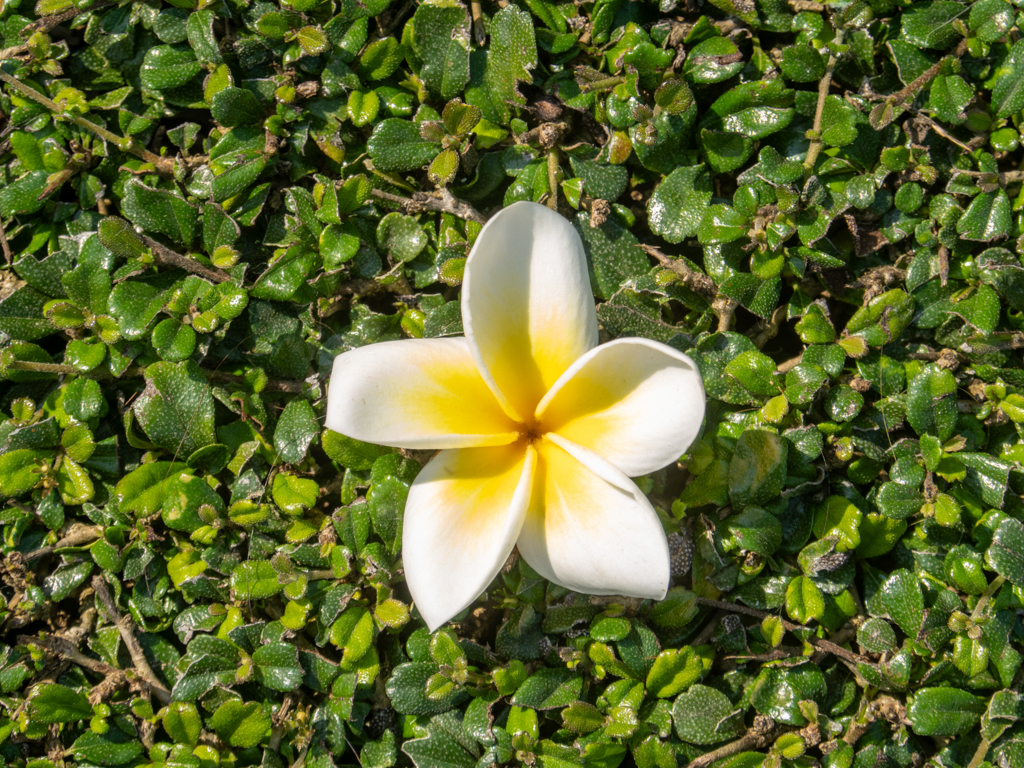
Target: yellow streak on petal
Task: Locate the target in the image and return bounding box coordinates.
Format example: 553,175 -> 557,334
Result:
536,339 -> 705,477
517,437 -> 669,599
327,338 -> 520,449
398,346 -> 521,442
404,442 -> 535,630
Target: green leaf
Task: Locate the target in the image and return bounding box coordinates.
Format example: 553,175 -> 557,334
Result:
253,642 -> 303,691
133,361 -> 216,458
907,688 -> 986,736
646,647 -> 704,698
780,44 -> 824,83
749,666 -> 826,725
683,36 -> 744,84
0,448 -> 49,498
402,713 -> 479,768
671,684 -> 744,745
992,39 -> 1024,117
274,399 -> 319,464
361,37 -> 404,81
971,0 -> 1014,43
140,45 -> 201,90
647,165 -> 712,243
900,1 -> 964,49
210,700 -> 272,748
367,119 -> 441,172
211,87 -> 264,127
957,189 -> 1012,241
857,618 -> 897,655
122,180 -> 198,245
785,576 -> 824,624
697,205 -> 748,245
71,730 -> 144,766
880,569 -> 924,637
728,429 -> 787,507
724,350 -> 779,397
378,213 -> 428,262
231,560 -> 284,600
412,2 -> 472,100
511,668 -> 583,710
187,10 -> 223,65
152,318 -> 197,362
573,213 -> 650,299
471,5 -> 537,125
987,517 -> 1024,588
323,430 -> 392,470
387,662 -> 468,715
927,75 -> 973,123
115,462 -> 190,516
272,473 -> 319,514
819,95 -> 859,147
907,364 -> 958,442
296,25 -> 329,56
27,683 -> 92,723
846,289 -> 914,347
162,471 -> 224,533
812,497 -> 862,550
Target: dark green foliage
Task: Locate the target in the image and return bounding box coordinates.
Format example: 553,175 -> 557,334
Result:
3,2 -> 1024,768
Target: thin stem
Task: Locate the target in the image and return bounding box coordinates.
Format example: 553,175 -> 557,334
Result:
970,574 -> 1006,622
803,29 -> 845,178
579,75 -> 627,93
0,69 -> 172,173
685,722 -> 781,768
91,575 -> 172,705
6,360 -> 305,393
546,149 -> 560,211
696,597 -> 874,667
643,245 -> 717,301
470,1 -> 486,46
370,188 -> 487,225
18,634 -> 122,679
0,215 -> 11,265
22,525 -> 102,562
138,234 -> 231,284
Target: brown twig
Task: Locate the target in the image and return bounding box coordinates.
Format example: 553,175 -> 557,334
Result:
371,188 -> 488,225
869,39 -> 970,130
0,69 -> 174,174
713,296 -> 739,333
22,525 -> 102,563
789,0 -> 825,10
696,597 -> 874,666
0,216 -> 11,266
6,360 -> 304,392
268,693 -> 297,752
685,717 -> 781,768
546,149 -> 560,211
91,576 -> 172,705
470,1 -> 486,46
18,634 -> 121,679
777,353 -> 803,374
804,28 -> 845,177
138,234 -> 231,283
642,245 -> 718,301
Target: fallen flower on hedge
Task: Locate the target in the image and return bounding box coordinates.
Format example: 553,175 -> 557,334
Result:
326,201 -> 706,630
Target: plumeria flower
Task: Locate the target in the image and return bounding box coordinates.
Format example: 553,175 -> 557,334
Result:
326,201 -> 706,630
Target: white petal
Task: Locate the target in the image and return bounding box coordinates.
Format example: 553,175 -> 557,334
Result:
326,338 -> 519,449
516,437 -> 670,600
404,444 -> 536,631
463,201 -> 598,421
536,338 -> 706,477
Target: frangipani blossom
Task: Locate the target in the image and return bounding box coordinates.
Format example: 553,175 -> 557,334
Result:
326,201 -> 706,630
